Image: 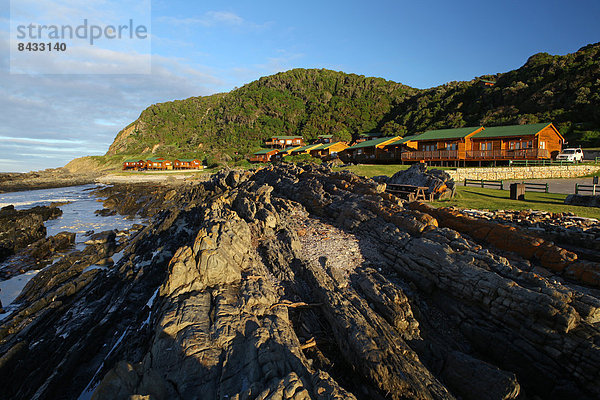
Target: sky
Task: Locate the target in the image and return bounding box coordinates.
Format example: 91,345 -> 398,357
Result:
1,0 -> 599,172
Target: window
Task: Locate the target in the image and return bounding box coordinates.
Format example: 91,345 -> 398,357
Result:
539,141 -> 546,149
446,143 -> 457,151
479,142 -> 492,151
422,143 -> 436,151
286,140 -> 292,144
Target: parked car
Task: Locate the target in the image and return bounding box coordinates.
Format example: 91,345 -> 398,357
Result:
556,148 -> 584,162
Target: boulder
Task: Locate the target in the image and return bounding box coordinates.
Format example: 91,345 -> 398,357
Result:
565,194 -> 600,208
388,164 -> 455,198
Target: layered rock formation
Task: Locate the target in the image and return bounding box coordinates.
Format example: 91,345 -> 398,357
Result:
0,164 -> 599,400
0,205 -> 62,263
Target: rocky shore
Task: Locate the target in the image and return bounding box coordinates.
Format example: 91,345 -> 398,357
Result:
0,170 -> 99,193
0,164 -> 599,400
0,205 -> 63,263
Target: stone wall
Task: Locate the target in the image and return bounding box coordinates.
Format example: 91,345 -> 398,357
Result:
446,164 -> 600,181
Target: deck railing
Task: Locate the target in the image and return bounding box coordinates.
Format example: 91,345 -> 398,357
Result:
401,148 -> 549,161
466,148 -> 549,159
401,150 -> 458,160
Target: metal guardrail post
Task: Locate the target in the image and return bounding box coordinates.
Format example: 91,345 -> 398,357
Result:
464,178 -> 467,186
500,180 -> 504,190
545,183 -> 549,193
481,179 -> 484,188
575,183 -> 579,195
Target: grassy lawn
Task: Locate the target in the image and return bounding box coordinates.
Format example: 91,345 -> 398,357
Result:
432,186 -> 600,219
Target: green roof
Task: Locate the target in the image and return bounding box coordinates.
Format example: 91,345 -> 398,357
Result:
472,123 -> 553,139
414,127 -> 483,141
253,148 -> 278,155
383,135 -> 418,147
175,158 -> 198,162
480,79 -> 496,84
346,137 -> 398,150
124,158 -> 143,163
146,157 -> 166,161
318,134 -> 333,138
281,146 -> 301,152
271,135 -> 303,139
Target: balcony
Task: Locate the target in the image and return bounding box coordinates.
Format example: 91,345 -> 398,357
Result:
401,150 -> 458,161
400,148 -> 550,161
466,148 -> 549,159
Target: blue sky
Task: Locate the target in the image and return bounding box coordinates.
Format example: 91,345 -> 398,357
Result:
1,0 -> 599,172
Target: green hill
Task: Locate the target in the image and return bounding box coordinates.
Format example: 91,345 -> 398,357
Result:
106,43 -> 600,164
385,42 -> 600,146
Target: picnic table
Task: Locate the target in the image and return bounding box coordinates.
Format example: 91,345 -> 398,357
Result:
385,184 -> 433,202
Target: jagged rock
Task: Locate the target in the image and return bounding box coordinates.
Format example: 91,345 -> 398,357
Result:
85,230 -> 117,245
387,164 -> 455,198
27,231 -> 76,260
0,204 -> 62,262
442,351 -> 520,400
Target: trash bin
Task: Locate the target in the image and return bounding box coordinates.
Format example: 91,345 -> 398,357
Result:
510,183 -> 525,200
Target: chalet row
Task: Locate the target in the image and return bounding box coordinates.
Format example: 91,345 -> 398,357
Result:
122,157 -> 203,170
250,134 -> 349,162
251,123 -> 565,165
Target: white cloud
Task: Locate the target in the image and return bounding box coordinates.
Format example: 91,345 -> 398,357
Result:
0,26 -> 226,171
157,11 -> 242,28
157,10 -> 270,30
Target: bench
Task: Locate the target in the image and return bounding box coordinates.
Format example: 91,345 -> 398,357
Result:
386,184 -> 433,202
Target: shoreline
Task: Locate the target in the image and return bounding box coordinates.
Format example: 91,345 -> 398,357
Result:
0,169 -> 213,193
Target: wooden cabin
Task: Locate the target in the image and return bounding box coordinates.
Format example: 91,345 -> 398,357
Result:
250,148 -> 279,163
401,123 -> 563,163
122,159 -> 145,170
380,136 -> 418,161
309,142 -> 349,159
479,79 -> 496,88
341,136 -> 401,163
265,135 -> 305,148
174,158 -> 202,169
354,132 -> 383,144
313,134 -> 333,144
468,123 -> 564,160
145,157 -> 167,170
401,127 -> 484,162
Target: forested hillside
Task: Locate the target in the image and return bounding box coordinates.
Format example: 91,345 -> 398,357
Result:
107,42 -> 600,163
385,42 -> 600,145
106,69 -> 416,161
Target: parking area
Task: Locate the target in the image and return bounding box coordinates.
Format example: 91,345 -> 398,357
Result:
503,177 -> 598,194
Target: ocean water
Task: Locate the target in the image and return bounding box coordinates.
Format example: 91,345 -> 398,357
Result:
0,184 -> 144,314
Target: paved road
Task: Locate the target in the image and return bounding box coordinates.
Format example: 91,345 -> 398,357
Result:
503,177 -> 598,194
